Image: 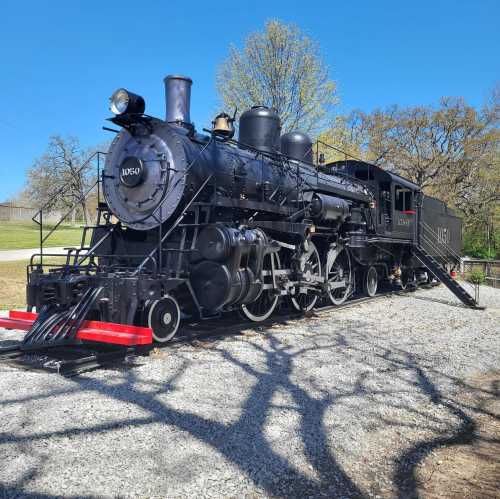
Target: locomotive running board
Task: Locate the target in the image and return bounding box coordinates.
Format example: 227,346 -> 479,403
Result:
0,311 -> 153,346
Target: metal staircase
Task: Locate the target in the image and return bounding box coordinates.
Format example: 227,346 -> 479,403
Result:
414,221 -> 482,309
412,246 -> 480,308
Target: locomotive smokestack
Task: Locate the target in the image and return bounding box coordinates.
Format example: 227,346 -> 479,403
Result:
164,75 -> 192,125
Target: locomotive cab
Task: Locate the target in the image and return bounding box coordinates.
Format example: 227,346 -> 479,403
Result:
328,160 -> 419,240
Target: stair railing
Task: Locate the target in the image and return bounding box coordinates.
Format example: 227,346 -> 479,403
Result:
31,151 -> 107,265
132,173 -> 214,276
420,231 -> 457,264
420,221 -> 462,264
418,220 -> 476,296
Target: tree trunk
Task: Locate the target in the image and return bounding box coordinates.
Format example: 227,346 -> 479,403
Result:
80,199 -> 88,225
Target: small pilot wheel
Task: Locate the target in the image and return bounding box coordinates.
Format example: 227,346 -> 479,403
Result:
148,295 -> 181,343
364,266 -> 378,297
241,252 -> 281,322
291,241 -> 322,312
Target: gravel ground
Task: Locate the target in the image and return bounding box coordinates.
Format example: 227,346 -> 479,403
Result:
0,284 -> 499,499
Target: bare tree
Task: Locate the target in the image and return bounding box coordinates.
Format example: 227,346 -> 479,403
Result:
217,20 -> 338,134
26,136 -> 97,224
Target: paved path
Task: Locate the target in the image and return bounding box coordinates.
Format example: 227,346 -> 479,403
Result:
0,247 -> 67,262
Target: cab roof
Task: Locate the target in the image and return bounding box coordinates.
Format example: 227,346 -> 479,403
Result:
329,160 -> 421,191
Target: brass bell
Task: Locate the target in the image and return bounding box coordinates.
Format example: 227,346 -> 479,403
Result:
212,112 -> 235,138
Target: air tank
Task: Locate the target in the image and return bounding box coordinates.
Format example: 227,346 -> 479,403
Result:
238,106 -> 281,155
309,193 -> 350,222
281,131 -> 313,163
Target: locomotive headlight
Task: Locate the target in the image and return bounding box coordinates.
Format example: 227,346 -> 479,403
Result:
109,88 -> 146,115
109,89 -> 129,114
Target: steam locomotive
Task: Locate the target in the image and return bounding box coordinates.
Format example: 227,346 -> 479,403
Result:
24,75 -> 464,343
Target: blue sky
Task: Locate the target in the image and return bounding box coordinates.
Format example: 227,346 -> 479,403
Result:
0,0 -> 498,201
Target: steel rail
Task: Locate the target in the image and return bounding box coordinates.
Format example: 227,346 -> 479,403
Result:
0,284 -> 441,375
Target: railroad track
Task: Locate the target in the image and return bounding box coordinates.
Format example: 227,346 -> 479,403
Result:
167,283 -> 435,346
0,283 -> 438,376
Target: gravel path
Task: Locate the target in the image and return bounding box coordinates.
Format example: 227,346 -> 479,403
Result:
0,285 -> 498,498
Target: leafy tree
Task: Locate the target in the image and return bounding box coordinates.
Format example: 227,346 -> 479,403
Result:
316,114 -> 367,163
320,88 -> 500,258
217,20 -> 338,134
316,109 -> 398,164
467,269 -> 486,285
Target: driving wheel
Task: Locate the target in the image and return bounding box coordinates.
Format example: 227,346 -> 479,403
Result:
241,252 -> 281,322
291,241 -> 322,312
363,266 -> 378,297
325,246 -> 352,305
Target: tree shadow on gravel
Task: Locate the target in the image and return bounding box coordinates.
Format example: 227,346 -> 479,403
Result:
391,364 -> 500,499
1,317 -> 498,499
76,334 -> 368,498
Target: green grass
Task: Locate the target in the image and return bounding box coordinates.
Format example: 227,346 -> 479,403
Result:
0,260 -> 28,309
0,257 -> 68,309
0,221 -> 84,250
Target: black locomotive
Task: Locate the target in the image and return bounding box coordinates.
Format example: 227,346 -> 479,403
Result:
22,75 -> 475,345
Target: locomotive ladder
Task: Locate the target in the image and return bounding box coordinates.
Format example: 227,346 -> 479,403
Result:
412,246 -> 480,308
133,173 -> 214,276
414,221 -> 482,309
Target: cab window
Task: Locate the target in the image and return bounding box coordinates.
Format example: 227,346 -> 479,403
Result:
354,167 -> 374,181
395,185 -> 413,211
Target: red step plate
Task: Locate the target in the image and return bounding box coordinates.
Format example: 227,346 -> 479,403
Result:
0,310 -> 152,346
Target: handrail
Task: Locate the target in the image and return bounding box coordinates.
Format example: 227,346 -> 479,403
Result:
132,173 -> 214,276
40,179 -> 98,245
32,151 -> 107,264
419,233 -> 461,271
420,233 -> 459,268
418,225 -> 476,295
421,222 -> 460,259
28,251 -> 158,276
420,221 -> 462,263
314,139 -> 366,165
420,231 -> 452,259
31,151 -> 106,220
